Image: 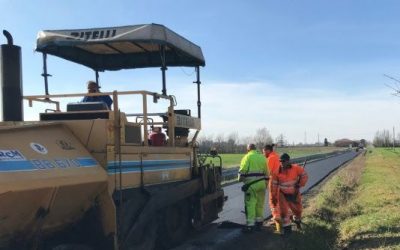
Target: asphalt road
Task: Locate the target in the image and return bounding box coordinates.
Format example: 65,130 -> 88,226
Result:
175,150 -> 359,249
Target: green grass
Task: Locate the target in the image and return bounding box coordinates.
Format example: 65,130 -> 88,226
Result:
287,148 -> 400,250
220,146 -> 342,168
219,154 -> 245,167
338,148 -> 400,249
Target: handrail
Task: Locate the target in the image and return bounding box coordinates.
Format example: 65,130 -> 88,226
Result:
23,90 -> 177,146
126,112 -> 167,117
23,90 -> 200,147
24,97 -> 61,111
23,90 -> 172,102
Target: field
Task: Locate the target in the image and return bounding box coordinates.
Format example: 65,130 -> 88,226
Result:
220,146 -> 343,168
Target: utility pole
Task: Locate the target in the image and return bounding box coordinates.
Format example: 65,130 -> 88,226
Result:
318,133 -> 320,146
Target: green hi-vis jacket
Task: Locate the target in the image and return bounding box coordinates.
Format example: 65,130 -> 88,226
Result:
238,150 -> 268,184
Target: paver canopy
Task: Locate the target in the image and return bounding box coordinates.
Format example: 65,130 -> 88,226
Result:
36,23 -> 205,71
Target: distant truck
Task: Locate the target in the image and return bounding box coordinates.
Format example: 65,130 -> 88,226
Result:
0,24 -> 224,250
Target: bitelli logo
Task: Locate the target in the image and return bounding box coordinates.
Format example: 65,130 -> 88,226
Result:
70,29 -> 117,40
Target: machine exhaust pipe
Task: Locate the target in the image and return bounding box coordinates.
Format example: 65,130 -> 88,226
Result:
0,30 -> 23,121
3,30 -> 13,45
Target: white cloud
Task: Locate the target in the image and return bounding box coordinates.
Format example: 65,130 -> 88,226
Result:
171,80 -> 399,143
22,78 -> 399,144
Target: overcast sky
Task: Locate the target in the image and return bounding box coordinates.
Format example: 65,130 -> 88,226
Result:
1,0 -> 400,143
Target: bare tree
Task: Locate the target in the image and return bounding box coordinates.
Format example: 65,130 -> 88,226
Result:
240,136 -> 253,145
215,133 -> 225,152
275,133 -> 287,147
227,131 -> 239,153
254,127 -> 273,150
198,134 -> 214,153
384,74 -> 400,97
397,133 -> 400,145
373,129 -> 392,147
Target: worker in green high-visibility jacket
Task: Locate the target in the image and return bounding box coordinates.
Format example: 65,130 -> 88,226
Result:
238,143 -> 268,233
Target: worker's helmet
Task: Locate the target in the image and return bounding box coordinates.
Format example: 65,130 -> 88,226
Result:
280,153 -> 290,162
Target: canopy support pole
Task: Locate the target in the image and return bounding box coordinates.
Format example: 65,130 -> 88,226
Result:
194,66 -> 201,118
160,45 -> 167,95
41,53 -> 51,97
95,70 -> 99,85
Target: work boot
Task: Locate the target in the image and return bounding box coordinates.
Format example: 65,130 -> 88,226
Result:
242,226 -> 254,233
255,222 -> 263,231
294,219 -> 302,230
275,221 -> 282,234
291,215 -> 302,230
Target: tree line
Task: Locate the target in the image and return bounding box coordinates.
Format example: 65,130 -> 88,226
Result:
197,127 -> 335,154
197,128 -> 273,154
373,129 -> 400,147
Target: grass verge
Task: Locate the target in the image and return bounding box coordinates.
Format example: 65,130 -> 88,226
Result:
285,148 -> 400,250
338,148 -> 400,249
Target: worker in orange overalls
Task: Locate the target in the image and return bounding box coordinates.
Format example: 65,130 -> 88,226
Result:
262,144 -> 281,232
271,153 -> 308,235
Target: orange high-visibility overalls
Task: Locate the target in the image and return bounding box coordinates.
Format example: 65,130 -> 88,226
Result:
266,151 -> 280,219
271,164 -> 308,227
